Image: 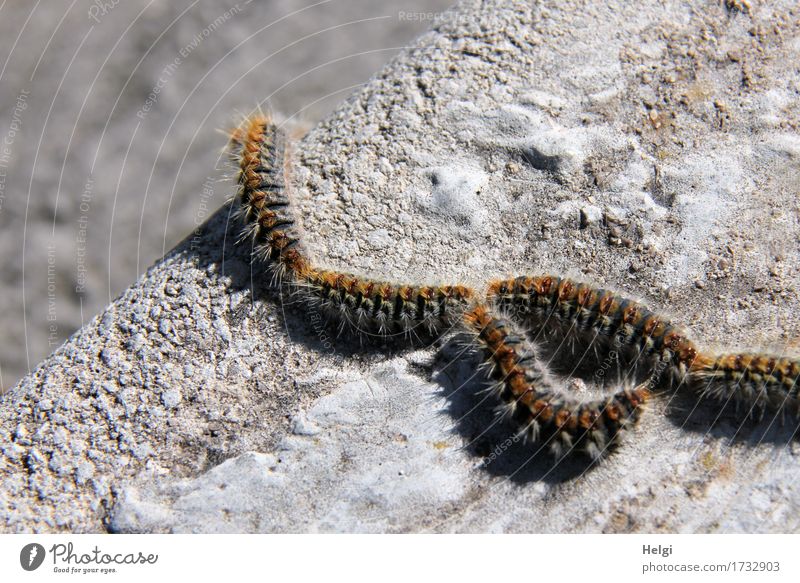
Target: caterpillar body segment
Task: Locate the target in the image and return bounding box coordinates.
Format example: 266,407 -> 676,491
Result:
295,268 -> 474,337
688,352 -> 800,419
229,114 -> 308,279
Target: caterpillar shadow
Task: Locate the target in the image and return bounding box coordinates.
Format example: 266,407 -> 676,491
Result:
431,334 -> 606,484
179,205 -> 798,477
179,202 -> 453,362
662,388 -> 800,449
180,208 -> 599,483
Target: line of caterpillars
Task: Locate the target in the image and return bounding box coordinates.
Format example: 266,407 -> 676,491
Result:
229,114 -> 800,460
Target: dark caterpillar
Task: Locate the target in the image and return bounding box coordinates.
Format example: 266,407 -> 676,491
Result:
227,113 -> 800,462
487,275 -> 699,388
294,269 -> 473,337
463,304 -> 650,459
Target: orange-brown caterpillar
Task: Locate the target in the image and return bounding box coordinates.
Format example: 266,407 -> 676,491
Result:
227,113 -> 800,462
487,275 -> 699,389
229,114 -> 309,280
295,269 -> 473,337
487,274 -> 800,425
229,114 -> 473,337
464,304 -> 649,459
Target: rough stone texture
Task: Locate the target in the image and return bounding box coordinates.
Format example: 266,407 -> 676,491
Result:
3,0 -> 800,533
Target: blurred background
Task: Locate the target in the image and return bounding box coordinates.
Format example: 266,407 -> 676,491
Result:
0,0 -> 453,392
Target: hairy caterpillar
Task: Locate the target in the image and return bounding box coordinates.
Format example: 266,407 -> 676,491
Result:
229,114 -> 473,337
463,304 -> 649,459
294,270 -> 474,337
229,114 -> 309,280
486,275 -> 699,388
227,112 -> 800,462
688,353 -> 800,420
486,275 -> 800,425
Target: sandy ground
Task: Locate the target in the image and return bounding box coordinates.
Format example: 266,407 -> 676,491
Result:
0,0 -> 452,392
2,0 -> 800,533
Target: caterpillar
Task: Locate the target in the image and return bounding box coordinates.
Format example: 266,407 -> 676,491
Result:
463,304 -> 650,459
486,275 -> 699,389
227,112 -> 800,463
229,114 -> 309,280
293,270 -> 474,337
687,353 -> 800,420
229,114 -> 473,338
486,275 -> 800,425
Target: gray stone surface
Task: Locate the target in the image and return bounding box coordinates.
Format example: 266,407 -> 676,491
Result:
3,0 -> 800,532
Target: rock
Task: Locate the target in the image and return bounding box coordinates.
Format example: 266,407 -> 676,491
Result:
3,0 -> 800,533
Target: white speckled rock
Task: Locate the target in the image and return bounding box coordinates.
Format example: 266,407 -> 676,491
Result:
3,0 -> 800,533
